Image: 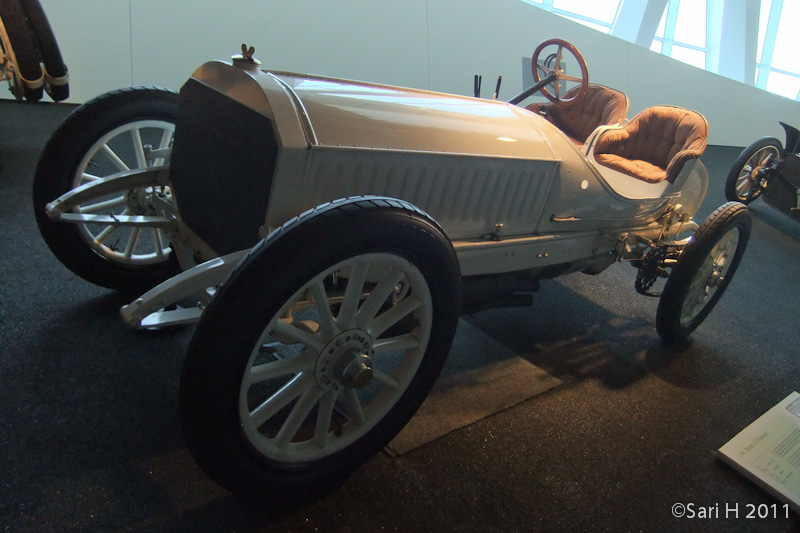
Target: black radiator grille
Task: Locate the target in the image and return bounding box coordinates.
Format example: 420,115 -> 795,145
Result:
170,78 -> 279,255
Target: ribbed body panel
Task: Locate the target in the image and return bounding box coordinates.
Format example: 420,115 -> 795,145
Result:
298,148 -> 558,239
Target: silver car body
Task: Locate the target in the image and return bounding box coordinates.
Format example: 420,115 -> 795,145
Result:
175,60 -> 706,277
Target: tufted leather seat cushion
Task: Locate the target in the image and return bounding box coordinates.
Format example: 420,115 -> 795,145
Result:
526,84 -> 629,145
592,105 -> 708,183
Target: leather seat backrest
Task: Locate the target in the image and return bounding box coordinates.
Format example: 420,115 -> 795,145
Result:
593,105 -> 708,183
527,84 -> 629,145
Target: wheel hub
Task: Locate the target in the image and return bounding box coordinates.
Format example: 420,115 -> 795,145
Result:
315,330 -> 374,392
126,187 -> 154,215
126,186 -> 171,215
707,269 -> 723,288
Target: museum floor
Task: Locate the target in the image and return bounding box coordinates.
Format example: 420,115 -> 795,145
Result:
1,99 -> 798,532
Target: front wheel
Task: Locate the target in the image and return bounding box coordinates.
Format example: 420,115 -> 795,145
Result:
656,202 -> 751,343
179,197 -> 461,497
725,137 -> 782,204
32,86 -> 178,293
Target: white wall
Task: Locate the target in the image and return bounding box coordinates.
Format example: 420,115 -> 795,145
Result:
39,0 -> 800,147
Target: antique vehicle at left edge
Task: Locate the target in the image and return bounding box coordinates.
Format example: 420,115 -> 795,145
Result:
32,39 -> 751,497
0,0 -> 70,101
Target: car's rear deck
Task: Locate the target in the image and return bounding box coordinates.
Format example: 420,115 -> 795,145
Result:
2,100 -> 798,532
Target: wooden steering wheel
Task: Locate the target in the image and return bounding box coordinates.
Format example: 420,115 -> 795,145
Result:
531,38 -> 588,105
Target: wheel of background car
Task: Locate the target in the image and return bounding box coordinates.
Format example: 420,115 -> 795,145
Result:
0,0 -> 43,101
531,38 -> 588,105
18,0 -> 69,101
179,197 -> 461,497
0,11 -> 19,98
32,86 -> 179,294
724,137 -> 782,204
656,202 -> 751,343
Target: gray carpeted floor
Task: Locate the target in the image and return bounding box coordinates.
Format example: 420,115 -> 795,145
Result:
2,98 -> 799,532
388,319 -> 560,456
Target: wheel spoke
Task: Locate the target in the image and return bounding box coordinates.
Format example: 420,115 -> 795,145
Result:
682,259 -> 715,324
153,228 -> 165,257
368,295 -> 422,339
274,386 -> 326,450
154,129 -> 173,166
372,369 -> 400,390
736,179 -> 751,195
311,280 -> 336,338
272,319 -> 325,352
313,391 -> 337,448
132,128 -> 147,169
560,74 -> 583,83
91,207 -> 132,246
123,226 -> 141,257
247,355 -> 314,386
683,284 -> 703,317
77,195 -> 127,214
356,266 -> 404,325
249,372 -> 315,429
343,389 -> 366,426
373,333 -> 419,354
81,172 -> 103,183
337,261 -> 369,328
101,143 -> 130,172
93,222 -> 121,244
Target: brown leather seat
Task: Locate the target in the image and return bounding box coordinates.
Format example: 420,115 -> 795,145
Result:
526,84 -> 629,145
592,105 -> 708,184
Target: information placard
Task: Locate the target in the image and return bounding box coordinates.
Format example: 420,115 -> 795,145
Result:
718,391 -> 800,514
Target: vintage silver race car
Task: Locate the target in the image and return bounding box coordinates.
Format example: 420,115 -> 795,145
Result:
33,39 -> 751,497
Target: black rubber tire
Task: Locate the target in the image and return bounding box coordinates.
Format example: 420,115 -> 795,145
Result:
18,0 -> 68,101
0,0 -> 43,101
724,137 -> 782,204
180,197 -> 462,498
32,86 -> 179,294
656,202 -> 751,343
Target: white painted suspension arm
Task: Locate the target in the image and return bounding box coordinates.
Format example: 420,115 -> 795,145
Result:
46,166 -> 173,227
119,249 -> 250,329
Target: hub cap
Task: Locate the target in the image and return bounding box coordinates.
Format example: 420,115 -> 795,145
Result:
316,330 -> 375,391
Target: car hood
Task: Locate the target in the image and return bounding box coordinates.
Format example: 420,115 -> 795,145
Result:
271,72 -> 559,160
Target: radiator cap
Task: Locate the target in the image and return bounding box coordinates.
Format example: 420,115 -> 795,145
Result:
232,44 -> 261,71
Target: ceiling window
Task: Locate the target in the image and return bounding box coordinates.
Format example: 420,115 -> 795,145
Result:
531,0 -> 622,34
526,0 -> 800,100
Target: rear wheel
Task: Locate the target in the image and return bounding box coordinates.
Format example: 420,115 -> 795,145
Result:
32,86 -> 178,293
656,202 -> 751,342
180,197 -> 461,497
725,137 -> 782,204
